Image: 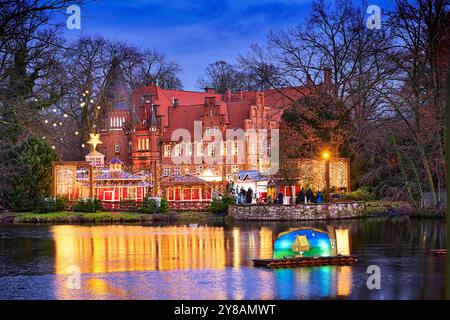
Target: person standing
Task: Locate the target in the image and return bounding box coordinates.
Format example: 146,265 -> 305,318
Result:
306,188 -> 314,203
316,191 -> 323,203
246,187 -> 253,204
277,191 -> 284,205
240,188 -> 246,204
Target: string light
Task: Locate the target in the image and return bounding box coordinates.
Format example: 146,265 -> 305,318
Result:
293,158 -> 348,192
59,122 -> 63,126
51,146 -> 56,149
53,123 -> 57,127
44,120 -> 48,124
81,144 -> 85,148
97,106 -> 101,110
90,99 -> 94,103
80,102 -> 85,107
75,131 -> 79,135
63,114 -> 68,118
53,108 -> 57,113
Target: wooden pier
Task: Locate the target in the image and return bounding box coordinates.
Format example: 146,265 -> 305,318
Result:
253,255 -> 358,268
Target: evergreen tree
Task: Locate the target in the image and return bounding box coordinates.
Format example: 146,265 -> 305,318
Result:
2,136 -> 58,211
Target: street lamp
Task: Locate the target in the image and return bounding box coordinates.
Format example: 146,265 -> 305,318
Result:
322,151 -> 331,203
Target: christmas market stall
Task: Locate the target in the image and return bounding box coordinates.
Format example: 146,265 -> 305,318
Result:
161,174 -> 224,211
52,134 -> 151,208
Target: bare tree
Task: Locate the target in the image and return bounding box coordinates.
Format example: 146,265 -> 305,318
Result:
198,60 -> 277,93
198,61 -> 239,93
384,0 -> 449,207
120,47 -> 183,90
0,0 -> 82,210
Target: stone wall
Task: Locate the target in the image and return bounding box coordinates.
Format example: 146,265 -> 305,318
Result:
228,202 -> 365,221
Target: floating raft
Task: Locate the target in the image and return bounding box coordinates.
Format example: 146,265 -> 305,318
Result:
430,249 -> 447,257
253,255 -> 358,268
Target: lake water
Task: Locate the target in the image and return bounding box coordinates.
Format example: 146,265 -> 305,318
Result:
0,217 -> 446,300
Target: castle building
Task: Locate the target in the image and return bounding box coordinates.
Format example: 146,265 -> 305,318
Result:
96,63 -> 338,201
51,64 -> 350,208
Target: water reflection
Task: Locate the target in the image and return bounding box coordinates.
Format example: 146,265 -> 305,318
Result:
0,218 -> 445,299
51,224 -> 353,299
53,225 -> 230,273
272,266 -> 352,299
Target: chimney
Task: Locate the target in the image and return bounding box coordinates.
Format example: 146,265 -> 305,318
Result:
205,96 -> 216,106
172,98 -> 179,107
226,88 -> 232,102
238,90 -> 243,101
154,79 -> 159,87
324,68 -> 332,87
204,87 -> 216,94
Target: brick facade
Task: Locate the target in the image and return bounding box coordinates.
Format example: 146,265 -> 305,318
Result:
97,65 -> 329,197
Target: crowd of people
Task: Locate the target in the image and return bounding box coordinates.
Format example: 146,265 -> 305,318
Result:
226,182 -> 325,206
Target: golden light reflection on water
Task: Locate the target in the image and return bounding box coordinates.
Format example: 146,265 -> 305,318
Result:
52,225 -> 234,274
337,266 -> 352,297
51,225 -> 353,299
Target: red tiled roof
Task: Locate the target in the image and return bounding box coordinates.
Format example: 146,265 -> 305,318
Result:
133,84 -> 318,139
161,104 -> 206,141
227,100 -> 251,129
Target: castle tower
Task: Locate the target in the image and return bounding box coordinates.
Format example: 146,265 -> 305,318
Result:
149,104 -> 161,196
97,58 -> 132,165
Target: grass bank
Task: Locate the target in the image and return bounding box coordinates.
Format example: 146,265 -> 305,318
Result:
363,200 -> 445,218
0,211 -> 225,224
364,200 -> 412,216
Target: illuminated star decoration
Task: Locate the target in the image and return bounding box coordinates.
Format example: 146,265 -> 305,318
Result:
87,133 -> 103,151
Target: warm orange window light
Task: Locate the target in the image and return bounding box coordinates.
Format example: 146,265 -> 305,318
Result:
322,151 -> 330,159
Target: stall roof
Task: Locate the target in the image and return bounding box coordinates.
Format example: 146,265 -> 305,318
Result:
238,170 -> 270,182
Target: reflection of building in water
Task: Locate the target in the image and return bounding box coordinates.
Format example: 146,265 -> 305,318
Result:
52,225 -> 352,299
336,266 -> 352,296
52,225 -> 276,275
53,225 -> 228,274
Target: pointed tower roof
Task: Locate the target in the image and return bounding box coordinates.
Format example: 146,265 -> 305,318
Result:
101,58 -> 131,111
150,104 -> 158,125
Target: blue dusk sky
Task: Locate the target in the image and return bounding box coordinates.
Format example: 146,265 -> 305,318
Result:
61,0 -> 392,90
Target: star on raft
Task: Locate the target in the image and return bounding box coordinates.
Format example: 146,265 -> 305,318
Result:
87,133 -> 103,151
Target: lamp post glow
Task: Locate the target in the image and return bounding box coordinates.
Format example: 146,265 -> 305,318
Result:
322,151 -> 331,203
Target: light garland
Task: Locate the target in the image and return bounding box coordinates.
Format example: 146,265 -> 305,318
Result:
293,159 -> 349,191
40,89 -> 100,152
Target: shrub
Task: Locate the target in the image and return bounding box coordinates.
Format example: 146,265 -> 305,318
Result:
34,197 -> 67,213
209,194 -> 235,214
72,198 -> 103,213
159,197 -> 170,213
344,187 -> 375,201
140,197 -> 159,214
